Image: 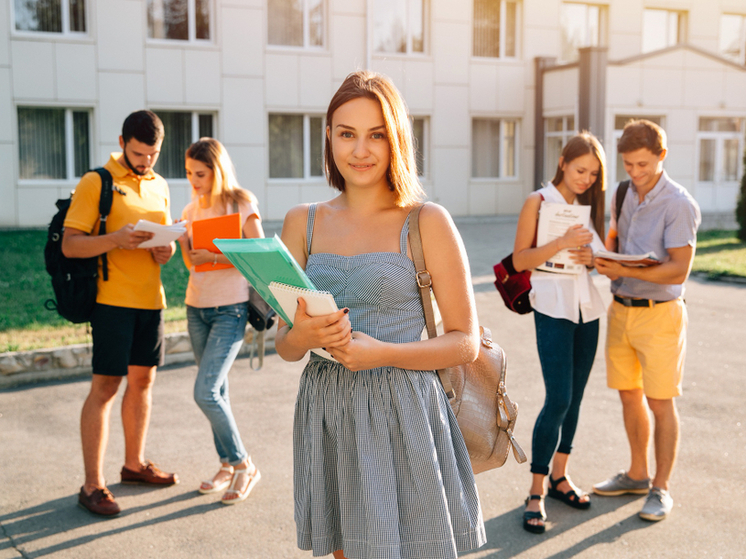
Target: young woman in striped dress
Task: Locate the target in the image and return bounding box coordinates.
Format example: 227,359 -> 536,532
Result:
275,71 -> 486,559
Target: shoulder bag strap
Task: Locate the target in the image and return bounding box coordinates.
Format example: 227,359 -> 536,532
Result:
615,180 -> 630,225
407,203 -> 455,398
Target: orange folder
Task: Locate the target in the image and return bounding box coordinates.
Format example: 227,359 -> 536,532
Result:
192,213 -> 242,272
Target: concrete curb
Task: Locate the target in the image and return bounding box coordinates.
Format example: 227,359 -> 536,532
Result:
0,327 -> 277,389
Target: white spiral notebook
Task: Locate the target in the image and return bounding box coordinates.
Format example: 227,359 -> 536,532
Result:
268,282 -> 339,361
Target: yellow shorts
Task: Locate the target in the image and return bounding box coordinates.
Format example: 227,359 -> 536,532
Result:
605,298 -> 688,399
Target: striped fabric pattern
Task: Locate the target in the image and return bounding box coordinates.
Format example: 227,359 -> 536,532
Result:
293,205 -> 486,559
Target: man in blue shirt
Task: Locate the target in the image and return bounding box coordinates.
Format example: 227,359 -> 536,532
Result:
593,119 -> 701,522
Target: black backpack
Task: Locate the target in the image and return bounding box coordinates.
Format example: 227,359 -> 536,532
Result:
44,168 -> 114,323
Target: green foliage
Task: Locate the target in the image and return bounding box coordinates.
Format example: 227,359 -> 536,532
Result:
0,229 -> 189,332
692,230 -> 746,279
737,147 -> 746,242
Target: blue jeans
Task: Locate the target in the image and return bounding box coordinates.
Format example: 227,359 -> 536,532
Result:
530,310 -> 599,476
188,302 -> 249,466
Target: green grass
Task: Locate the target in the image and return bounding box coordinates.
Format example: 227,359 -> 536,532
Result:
1,228 -> 744,352
691,229 -> 746,280
0,229 -> 189,352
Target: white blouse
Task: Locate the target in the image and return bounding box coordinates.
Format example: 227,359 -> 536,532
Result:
528,184 -> 607,324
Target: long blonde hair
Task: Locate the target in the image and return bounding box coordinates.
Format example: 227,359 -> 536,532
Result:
185,138 -> 255,210
324,71 -> 425,207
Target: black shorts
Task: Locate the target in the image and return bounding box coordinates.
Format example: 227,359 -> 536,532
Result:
90,304 -> 165,377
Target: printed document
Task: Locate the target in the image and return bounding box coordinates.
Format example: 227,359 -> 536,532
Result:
536,203 -> 591,274
133,220 -> 186,248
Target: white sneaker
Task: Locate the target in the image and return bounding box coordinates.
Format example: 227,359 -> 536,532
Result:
639,487 -> 673,521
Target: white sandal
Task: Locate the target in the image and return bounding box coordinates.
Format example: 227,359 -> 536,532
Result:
198,466 -> 233,494
221,462 -> 261,505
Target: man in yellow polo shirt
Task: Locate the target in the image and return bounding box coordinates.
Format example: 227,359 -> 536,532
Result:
63,110 -> 179,516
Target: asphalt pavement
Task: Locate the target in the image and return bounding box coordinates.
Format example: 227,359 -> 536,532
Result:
1,216 -> 744,558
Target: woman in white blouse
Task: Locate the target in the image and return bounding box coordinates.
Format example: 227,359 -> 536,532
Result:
512,133 -> 607,533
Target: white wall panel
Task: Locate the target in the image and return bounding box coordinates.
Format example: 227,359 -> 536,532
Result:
431,147 -> 469,215
266,54 -> 299,107
267,184 -> 301,220
433,85 -> 469,146
0,68 -> 12,142
468,182 -> 497,215
222,77 -> 263,145
222,6 -> 263,77
0,145 -> 16,226
299,56 -> 332,108
496,64 -> 525,112
641,67 -> 683,107
0,0 -> 10,66
11,41 -> 54,99
97,0 -> 144,72
225,145 -> 265,203
56,43 -> 97,101
17,186 -> 59,227
185,49 -> 221,104
98,73 -> 146,142
469,63 -> 498,113
146,48 -> 184,103
401,60 -> 434,112
432,21 -> 469,84
331,15 -> 366,80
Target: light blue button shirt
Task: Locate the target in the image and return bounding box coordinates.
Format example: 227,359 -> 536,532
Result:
609,170 -> 701,301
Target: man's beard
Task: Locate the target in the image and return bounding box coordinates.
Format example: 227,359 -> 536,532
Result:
123,150 -> 148,176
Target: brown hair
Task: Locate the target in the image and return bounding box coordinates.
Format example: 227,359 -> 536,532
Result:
617,119 -> 667,156
324,71 -> 425,207
551,132 -> 607,238
185,138 -> 255,210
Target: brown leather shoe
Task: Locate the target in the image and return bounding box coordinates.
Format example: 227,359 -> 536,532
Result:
78,486 -> 121,516
121,460 -> 179,485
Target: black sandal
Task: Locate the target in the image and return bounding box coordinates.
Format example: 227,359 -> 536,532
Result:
523,494 -> 546,534
547,475 -> 591,510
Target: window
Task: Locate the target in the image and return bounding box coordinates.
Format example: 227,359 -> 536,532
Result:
153,111 -> 214,179
544,116 -> 575,179
373,0 -> 426,54
147,0 -> 210,41
473,0 -> 517,58
268,0 -> 324,48
612,115 -> 662,182
14,0 -> 86,34
472,118 -> 518,179
18,107 -> 90,180
720,14 -> 746,64
412,117 -> 428,178
560,2 -> 605,62
697,117 -> 744,183
268,114 -> 324,179
642,9 -> 685,53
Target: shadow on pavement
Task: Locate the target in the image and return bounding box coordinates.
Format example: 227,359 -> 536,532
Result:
0,490 -> 211,558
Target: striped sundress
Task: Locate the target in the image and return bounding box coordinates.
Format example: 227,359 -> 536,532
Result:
293,204 -> 486,559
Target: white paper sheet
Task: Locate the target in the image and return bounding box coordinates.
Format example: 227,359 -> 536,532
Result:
133,220 -> 186,248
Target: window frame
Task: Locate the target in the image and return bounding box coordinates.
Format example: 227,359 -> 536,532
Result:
471,117 -> 520,180
411,116 -> 429,179
146,0 -> 214,44
266,0 -> 326,50
472,0 -> 520,60
544,115 -> 575,180
150,109 -> 217,180
696,117 -> 745,185
719,13 -> 746,65
17,105 -> 93,183
642,8 -> 686,53
11,0 -> 88,37
371,0 -> 430,57
267,113 -> 327,181
559,2 -> 607,63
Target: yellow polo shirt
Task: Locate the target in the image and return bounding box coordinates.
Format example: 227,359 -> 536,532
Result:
64,154 -> 172,310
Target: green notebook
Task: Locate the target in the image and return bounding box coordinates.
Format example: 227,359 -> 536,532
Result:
214,235 -> 317,325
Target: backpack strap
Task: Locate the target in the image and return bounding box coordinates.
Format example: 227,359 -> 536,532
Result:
615,180 -> 630,226
407,203 -> 456,399
94,168 -> 114,281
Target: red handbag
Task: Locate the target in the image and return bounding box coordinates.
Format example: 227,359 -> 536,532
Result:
493,254 -> 533,314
